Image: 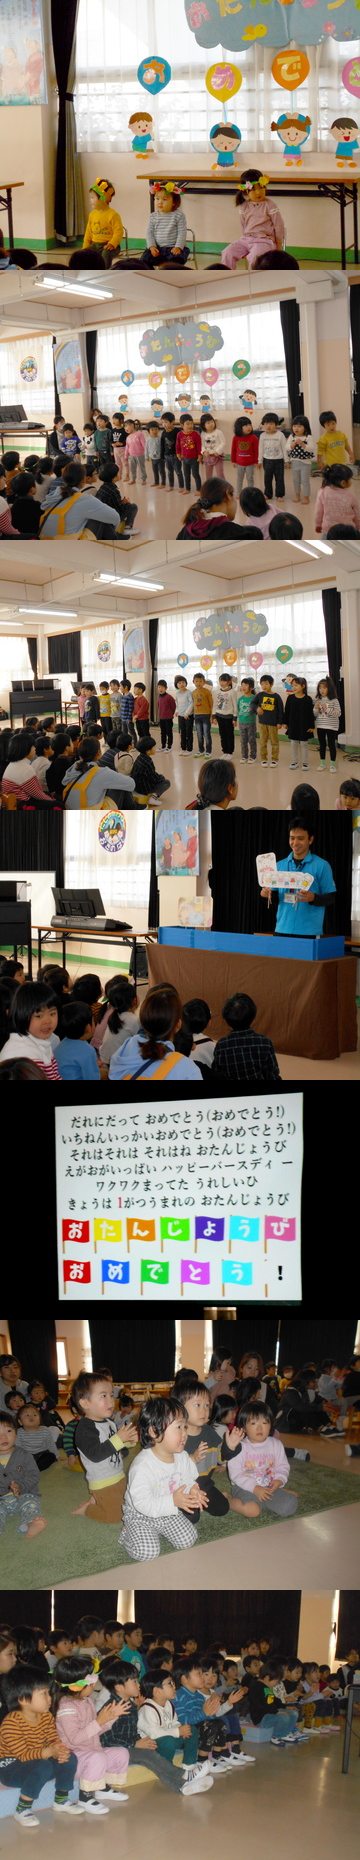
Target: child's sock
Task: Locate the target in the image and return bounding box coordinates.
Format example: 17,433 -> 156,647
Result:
16,1797 -> 33,1816
55,1792 -> 69,1805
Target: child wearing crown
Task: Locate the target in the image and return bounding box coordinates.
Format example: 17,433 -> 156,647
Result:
141,182 -> 189,266
83,179 -> 124,263
221,169 -> 285,269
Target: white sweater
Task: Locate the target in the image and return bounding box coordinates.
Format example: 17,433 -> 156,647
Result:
137,1698 -> 181,1739
201,428 -> 226,456
127,1446 -> 198,1518
213,686 -> 237,717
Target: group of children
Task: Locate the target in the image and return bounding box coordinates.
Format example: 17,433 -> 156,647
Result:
75,171 -> 343,274
0,973 -> 279,1084
80,669 -> 344,773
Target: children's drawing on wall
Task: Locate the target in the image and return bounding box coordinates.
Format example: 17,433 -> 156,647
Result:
124,626 -> 146,677
0,0 -> 46,104
155,810 -> 200,877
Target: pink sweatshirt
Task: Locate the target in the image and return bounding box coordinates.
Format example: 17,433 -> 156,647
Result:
315,486 -> 360,535
239,199 -> 285,246
229,1433 -> 290,1493
124,431 -> 146,459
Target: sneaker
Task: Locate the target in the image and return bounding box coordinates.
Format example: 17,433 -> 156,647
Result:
98,1790 -> 128,1802
320,1425 -> 342,1437
319,764 -> 326,771
183,1761 -> 211,1779
227,1752 -> 256,1766
208,1758 -> 233,1774
234,1753 -> 256,1764
289,762 -> 299,769
54,1801 -> 85,1815
292,1448 -> 311,1462
261,760 -> 268,767
15,1813 -> 40,1828
83,1800 -> 109,1814
330,764 -> 337,772
181,1774 -> 214,1795
345,1444 -> 353,1456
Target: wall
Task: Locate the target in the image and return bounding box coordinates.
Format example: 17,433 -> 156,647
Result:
180,1320 -> 206,1378
55,1319 -> 90,1379
298,1593 -> 338,1668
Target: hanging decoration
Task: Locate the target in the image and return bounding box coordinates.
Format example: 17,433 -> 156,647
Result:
20,355 -> 37,381
193,606 -> 269,653
148,371 -> 163,388
128,110 -> 155,156
98,812 -> 127,854
329,117 -> 359,163
118,394 -> 128,412
150,397 -> 164,418
175,364 -> 191,382
223,650 -> 237,666
209,123 -> 242,169
184,0 -> 360,52
200,654 -> 214,669
177,653 -> 189,667
276,645 -> 294,663
249,652 -> 263,670
342,57 -> 360,100
137,55 -> 172,95
271,113 -> 312,163
175,392 -> 193,413
239,388 -> 257,409
232,359 -> 251,380
121,370 -> 135,386
97,641 -> 111,663
139,320 -> 224,366
271,50 -> 310,90
206,61 -> 242,103
203,367 -> 219,385
199,393 -> 212,412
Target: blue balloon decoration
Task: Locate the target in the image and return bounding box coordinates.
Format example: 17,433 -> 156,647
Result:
137,55 -> 172,95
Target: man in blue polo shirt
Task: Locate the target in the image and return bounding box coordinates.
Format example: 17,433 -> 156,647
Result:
261,817 -> 336,936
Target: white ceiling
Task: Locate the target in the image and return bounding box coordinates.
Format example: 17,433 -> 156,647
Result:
0,266 -> 348,337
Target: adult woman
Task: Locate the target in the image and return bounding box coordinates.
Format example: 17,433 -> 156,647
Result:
39,461 -> 123,538
62,736 -> 135,809
109,984 -> 203,1081
176,478 -> 246,540
237,1353 -> 268,1401
1,731 -> 53,804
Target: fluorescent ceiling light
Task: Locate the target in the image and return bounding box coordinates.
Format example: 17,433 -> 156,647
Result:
95,574 -> 164,591
308,541 -> 333,556
34,278 -> 112,301
18,606 -> 78,618
288,541 -> 324,559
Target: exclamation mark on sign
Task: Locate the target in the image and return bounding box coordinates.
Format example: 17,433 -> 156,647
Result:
278,1266 -> 283,1282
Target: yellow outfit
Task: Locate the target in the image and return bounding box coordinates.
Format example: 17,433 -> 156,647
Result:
83,205 -> 124,249
192,686 -> 213,715
317,430 -> 350,468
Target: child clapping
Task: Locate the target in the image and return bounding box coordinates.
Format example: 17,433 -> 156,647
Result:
119,1396 -> 209,1561
222,1399 -> 298,1520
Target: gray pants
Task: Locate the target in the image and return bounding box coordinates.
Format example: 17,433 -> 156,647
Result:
239,720 -> 257,760
128,1747 -> 186,1792
291,461 -> 311,499
119,1488 -> 198,1560
236,464 -> 255,494
130,456 -> 147,484
231,1482 -> 298,1516
290,739 -> 309,767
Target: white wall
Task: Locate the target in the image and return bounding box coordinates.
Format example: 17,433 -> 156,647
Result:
298,1593 -> 339,1669
55,1319 -> 90,1379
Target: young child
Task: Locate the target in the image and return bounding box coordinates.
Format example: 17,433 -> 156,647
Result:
16,1404 -> 60,1471
213,993 -> 280,1084
213,673 -> 237,755
118,677 -> 135,737
123,421 -> 147,485
54,1656 -> 129,1811
255,674 -> 284,766
99,681 -> 112,740
131,734 -> 171,800
0,1415 -> 45,1539
0,983 -> 61,1078
176,417 -> 202,494
174,675 -> 194,753
284,675 -> 315,770
258,415 -> 287,502
239,486 -> 277,536
222,171 -> 285,269
286,417 -> 314,504
56,1002 -> 100,1081
313,677 -> 341,770
315,465 -> 360,536
231,416 -> 258,493
99,979 -> 139,1069
160,412 -> 184,490
83,178 -> 124,260
82,422 -> 97,462
133,682 -> 149,740
0,1666 -> 79,1826
200,415 -> 226,481
336,778 -> 360,811
69,1371 -> 138,1524
145,423 -> 166,486
193,672 -> 213,757
93,415 -> 114,467
58,424 -> 81,460
182,998 -> 215,1065
109,678 -> 121,726
143,183 -> 189,266
112,413 -> 126,472
317,411 -> 353,471
157,680 -> 176,750
0,1356 -> 28,1410
27,1379 -> 64,1433
222,1399 -> 298,1519
119,1396 -> 208,1560
237,676 -> 257,761
98,1660 -> 212,1796
178,1381 -> 229,1516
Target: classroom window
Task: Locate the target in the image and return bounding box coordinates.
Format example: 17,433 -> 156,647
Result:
0,336 -> 54,419
96,303 -> 289,415
0,637 -> 32,709
64,815 -> 152,910
157,590 -> 329,692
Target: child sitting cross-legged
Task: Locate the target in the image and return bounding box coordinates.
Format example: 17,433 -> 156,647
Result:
53,1656 -> 129,1814
96,1657 -> 213,1795
0,1663 -> 80,1827
0,1414 -> 46,1540
16,1402 -> 61,1471
119,1395 -> 209,1561
69,1370 -> 138,1525
222,1399 -> 298,1519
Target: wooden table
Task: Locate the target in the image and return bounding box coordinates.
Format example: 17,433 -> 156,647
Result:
139,167 -> 360,270
0,181 -> 24,249
35,924 -> 158,987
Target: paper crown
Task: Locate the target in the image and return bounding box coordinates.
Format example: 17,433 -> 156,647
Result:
150,179 -> 178,195
90,177 -> 115,202
237,174 -> 270,193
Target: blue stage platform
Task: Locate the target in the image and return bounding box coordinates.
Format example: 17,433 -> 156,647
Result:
158,930 -> 345,962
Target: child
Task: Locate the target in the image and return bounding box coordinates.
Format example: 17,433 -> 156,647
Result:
0,1415 -> 45,1539
193,672 -> 213,756
176,417 -> 202,494
123,421 -> 147,485
315,465 -> 360,536
231,416 -> 258,493
258,414 -> 287,501
178,1381 -> 229,1516
145,422 -> 166,486
157,680 -> 176,750
119,1396 -> 208,1560
82,682 -> 100,727
69,1370 -> 138,1524
54,1656 -> 129,1810
213,993 -> 280,1084
182,998 -> 215,1065
131,734 -> 171,800
0,1666 -> 79,1826
99,980 -> 139,1069
313,677 -> 341,770
48,415 -> 65,457
160,412 -> 184,490
98,680 -> 112,740
58,424 -> 81,459
119,678 -> 135,737
213,673 -> 237,755
174,675 -> 194,753
200,415 -> 226,481
16,1404 -> 60,1471
56,1002 -> 100,1080
241,1655 -> 300,1744
239,486 -> 277,536
317,411 -> 353,470
112,413 -> 126,472
286,417 -> 314,504
27,1379 -> 64,1433
237,677 -> 257,760
108,983 -> 203,1081
109,677 -> 121,726
336,778 -> 360,811
93,414 -> 114,466
177,478 -> 244,540
0,983 -> 61,1078
222,1399 -> 298,1519
284,675 -> 315,770
211,1395 -> 238,1439
143,183 -> 189,266
83,178 -> 124,260
98,1660 -> 212,1795
222,171 -> 285,269
133,681 -> 149,740
0,1356 -> 28,1410
255,674 -> 284,766
82,422 -> 97,462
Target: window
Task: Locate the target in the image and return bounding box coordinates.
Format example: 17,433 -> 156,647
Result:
0,638 -> 32,707
56,1339 -> 69,1377
64,814 -> 152,910
157,590 -> 329,692
81,623 -> 124,680
96,303 -> 289,415
0,336 -> 54,419
75,1 -> 359,154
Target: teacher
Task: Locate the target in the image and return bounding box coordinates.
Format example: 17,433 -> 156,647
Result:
261,817 -> 336,935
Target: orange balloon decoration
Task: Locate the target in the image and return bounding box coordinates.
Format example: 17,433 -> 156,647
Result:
271,50 -> 310,90
223,649 -> 237,666
175,364 -> 191,382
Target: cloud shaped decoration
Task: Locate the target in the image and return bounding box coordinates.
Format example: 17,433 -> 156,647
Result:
193,606 -> 269,651
139,319 -> 224,367
184,0 -> 360,50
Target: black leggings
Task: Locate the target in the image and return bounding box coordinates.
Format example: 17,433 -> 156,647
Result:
216,714 -> 235,755
198,1474 -> 229,1516
152,459 -> 166,486
183,459 -> 201,493
318,729 -> 337,762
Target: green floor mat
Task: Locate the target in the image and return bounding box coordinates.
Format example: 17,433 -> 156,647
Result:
0,1459 -> 358,1590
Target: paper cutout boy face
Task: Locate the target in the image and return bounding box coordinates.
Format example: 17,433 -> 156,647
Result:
131,115 -> 153,136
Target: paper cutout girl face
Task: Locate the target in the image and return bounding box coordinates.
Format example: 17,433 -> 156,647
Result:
272,114 -> 311,163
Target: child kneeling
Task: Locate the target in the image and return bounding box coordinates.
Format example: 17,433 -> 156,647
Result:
222,1399 -> 298,1518
119,1396 -> 209,1560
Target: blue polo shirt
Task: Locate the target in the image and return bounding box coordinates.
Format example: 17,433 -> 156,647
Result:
275,851 -> 336,936
174,1685 -> 207,1724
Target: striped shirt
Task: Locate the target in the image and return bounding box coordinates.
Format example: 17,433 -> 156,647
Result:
0,1710 -> 59,1762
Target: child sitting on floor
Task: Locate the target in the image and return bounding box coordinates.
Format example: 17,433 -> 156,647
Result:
16,1403 -> 61,1472
0,1415 -> 46,1539
221,171 -> 285,270
98,1658 -> 212,1795
177,1381 -> 229,1516
222,1399 -> 298,1520
0,984 -> 61,1079
119,1396 -> 208,1561
54,1655 -> 129,1812
69,1371 -> 138,1526
0,1665 -> 79,1827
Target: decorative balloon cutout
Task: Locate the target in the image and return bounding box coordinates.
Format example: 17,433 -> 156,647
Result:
148,371 -> 163,388
271,50 -> 310,90
232,359 -> 251,380
330,117 -> 359,165
206,62 -> 242,102
200,654 -> 214,670
271,112 -> 311,164
121,370 -> 134,386
276,645 -> 293,663
98,812 -> 127,854
342,58 -> 360,101
193,606 -> 269,653
209,123 -> 241,169
139,319 -> 224,367
184,0 -> 360,52
249,652 -> 263,670
177,653 -> 189,667
203,368 -> 219,385
175,365 -> 191,382
223,650 -> 237,666
97,641 -> 111,662
137,56 -> 172,95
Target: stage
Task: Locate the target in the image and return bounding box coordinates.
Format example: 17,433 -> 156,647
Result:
149,937 -> 357,1060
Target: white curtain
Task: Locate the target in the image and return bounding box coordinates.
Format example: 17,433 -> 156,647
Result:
64,812 -> 152,914
75,0 -> 358,153
157,590 -> 329,691
81,623 -> 124,681
97,303 -> 289,415
0,336 -> 54,419
0,636 -> 32,710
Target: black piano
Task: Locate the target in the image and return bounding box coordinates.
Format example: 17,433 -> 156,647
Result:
10,681 -> 62,728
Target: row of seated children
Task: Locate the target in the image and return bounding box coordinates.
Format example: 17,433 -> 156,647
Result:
0,446 -> 137,542
0,717 -> 170,811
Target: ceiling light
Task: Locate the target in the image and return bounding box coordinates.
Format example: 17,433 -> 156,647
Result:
18,606 -> 78,618
95,574 -> 164,591
288,541 -> 323,559
308,541 -> 333,556
34,278 -> 112,301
